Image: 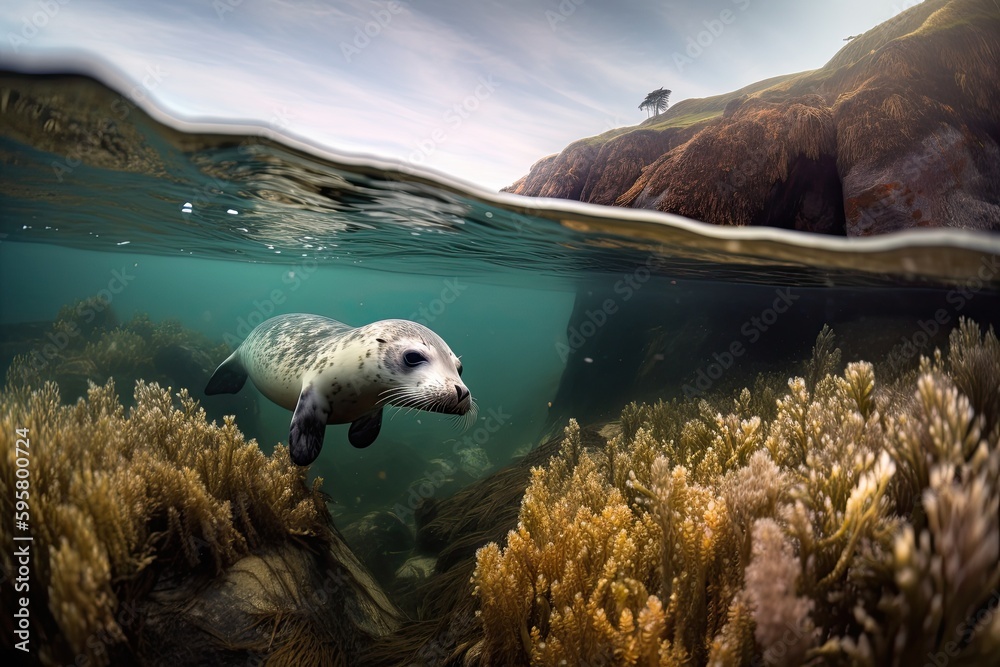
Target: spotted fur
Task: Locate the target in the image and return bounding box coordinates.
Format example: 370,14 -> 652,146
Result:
205,313 -> 472,465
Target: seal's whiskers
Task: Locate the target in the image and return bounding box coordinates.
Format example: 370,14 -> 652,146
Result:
204,313 -> 473,464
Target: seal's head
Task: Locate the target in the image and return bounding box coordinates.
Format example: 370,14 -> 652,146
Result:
206,313 -> 477,465
370,320 -> 474,423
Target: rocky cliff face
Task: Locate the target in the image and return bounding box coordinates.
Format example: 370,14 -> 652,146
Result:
504,0 -> 1000,235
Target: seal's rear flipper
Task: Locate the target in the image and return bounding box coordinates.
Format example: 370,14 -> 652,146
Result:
289,384 -> 329,465
205,352 -> 248,395
348,409 -> 383,448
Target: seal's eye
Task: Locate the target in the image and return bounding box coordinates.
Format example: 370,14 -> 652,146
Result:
403,351 -> 428,368
457,363 -> 463,377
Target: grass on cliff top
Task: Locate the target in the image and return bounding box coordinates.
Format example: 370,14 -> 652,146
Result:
912,0 -> 998,35
642,72 -> 801,129
547,1 -> 994,158
641,108 -> 722,131
573,71 -> 803,149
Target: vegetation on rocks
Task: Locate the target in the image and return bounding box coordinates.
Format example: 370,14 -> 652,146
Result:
467,319 -> 1000,665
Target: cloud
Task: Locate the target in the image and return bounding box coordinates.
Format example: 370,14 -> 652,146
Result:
1,0 -> 906,189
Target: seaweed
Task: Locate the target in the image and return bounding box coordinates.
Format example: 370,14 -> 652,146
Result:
0,378 -> 398,665
468,319 -> 1000,665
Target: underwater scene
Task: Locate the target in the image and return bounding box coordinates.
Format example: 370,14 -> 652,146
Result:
2,2 -> 1000,666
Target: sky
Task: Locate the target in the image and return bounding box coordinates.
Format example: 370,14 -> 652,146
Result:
1,0 -> 921,190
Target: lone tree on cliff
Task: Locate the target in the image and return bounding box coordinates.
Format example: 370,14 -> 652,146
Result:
639,88 -> 671,117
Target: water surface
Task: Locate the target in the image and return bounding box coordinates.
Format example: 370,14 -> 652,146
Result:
2,68 -> 999,521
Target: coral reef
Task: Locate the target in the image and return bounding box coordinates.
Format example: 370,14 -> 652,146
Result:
468,318 -> 1000,666
0,379 -> 400,665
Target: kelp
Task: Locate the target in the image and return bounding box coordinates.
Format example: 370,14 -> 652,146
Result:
0,379 -> 331,665
469,318 -> 1000,666
5,299 -> 231,406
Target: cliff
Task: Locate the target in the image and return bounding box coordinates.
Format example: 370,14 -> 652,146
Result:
503,0 -> 1000,235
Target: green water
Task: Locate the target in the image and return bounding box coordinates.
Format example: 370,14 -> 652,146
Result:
3,70 -> 1000,525
0,242 -> 573,516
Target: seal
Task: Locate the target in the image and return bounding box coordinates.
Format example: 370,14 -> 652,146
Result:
205,313 -> 473,465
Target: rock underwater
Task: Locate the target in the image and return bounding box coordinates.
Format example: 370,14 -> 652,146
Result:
503,0 -> 1000,235
463,319 -> 1000,666
3,314 -> 999,666
0,379 -> 401,666
358,319 -> 1000,666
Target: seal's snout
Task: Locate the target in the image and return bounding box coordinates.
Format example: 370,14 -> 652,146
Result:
456,385 -> 470,403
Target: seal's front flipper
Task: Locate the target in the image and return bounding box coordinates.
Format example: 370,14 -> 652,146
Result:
205,351 -> 248,395
348,409 -> 383,449
289,384 -> 329,465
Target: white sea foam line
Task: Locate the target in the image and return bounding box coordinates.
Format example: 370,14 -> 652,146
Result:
6,51 -> 1000,275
